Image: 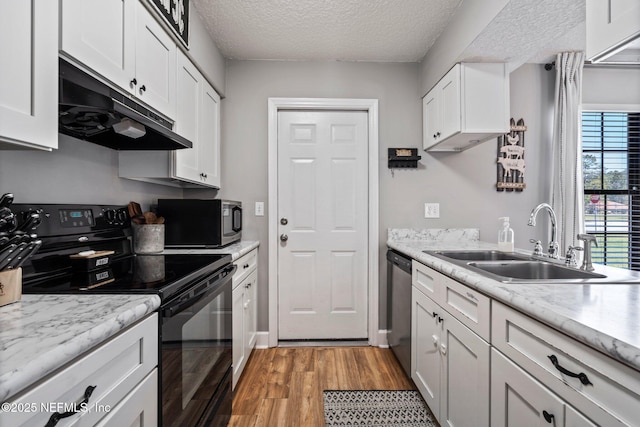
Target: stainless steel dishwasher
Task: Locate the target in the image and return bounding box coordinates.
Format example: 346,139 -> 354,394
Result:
386,249 -> 412,377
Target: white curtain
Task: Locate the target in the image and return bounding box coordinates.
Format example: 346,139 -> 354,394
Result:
550,51 -> 585,254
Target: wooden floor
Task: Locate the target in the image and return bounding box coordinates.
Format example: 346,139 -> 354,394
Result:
229,346 -> 415,427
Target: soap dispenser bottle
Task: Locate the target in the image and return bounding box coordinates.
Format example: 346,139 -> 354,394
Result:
498,217 -> 514,252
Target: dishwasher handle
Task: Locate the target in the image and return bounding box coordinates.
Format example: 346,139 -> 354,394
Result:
386,250 -> 412,273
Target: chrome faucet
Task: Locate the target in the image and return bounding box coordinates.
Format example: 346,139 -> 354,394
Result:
528,203 -> 559,259
577,234 -> 598,271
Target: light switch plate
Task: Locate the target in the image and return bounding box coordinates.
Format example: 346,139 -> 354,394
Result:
424,203 -> 440,218
255,201 -> 264,216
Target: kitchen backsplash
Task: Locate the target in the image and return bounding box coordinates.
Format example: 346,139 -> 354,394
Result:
388,228 -> 480,242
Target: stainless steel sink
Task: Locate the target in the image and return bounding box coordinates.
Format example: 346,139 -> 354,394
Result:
425,250 -> 527,262
467,261 -> 607,282
422,249 -> 628,284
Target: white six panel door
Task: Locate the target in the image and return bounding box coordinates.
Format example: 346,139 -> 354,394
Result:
277,110 -> 368,339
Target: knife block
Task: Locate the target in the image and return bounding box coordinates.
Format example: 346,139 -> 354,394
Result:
0,268 -> 22,307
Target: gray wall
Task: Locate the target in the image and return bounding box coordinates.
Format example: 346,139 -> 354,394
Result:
0,134 -> 183,209
583,67 -> 640,105
219,60 -> 556,332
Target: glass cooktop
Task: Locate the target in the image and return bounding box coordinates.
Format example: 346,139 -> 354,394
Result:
21,253 -> 231,301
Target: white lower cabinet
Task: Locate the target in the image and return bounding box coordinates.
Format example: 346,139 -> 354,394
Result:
492,301 -> 638,426
232,248 -> 258,389
0,314 -> 158,427
492,349 -> 568,427
412,285 -> 490,427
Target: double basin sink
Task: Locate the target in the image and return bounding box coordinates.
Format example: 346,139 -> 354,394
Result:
424,250 -> 615,284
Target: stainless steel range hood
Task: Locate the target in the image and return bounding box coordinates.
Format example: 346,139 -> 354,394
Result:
58,59 -> 192,150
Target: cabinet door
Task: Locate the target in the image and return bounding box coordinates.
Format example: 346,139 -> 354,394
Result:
198,80 -> 222,188
95,370 -> 158,427
438,65 -> 461,141
59,0 -> 136,93
244,270 -> 258,360
566,406 -> 598,427
440,311 -> 490,427
411,287 -> 442,419
135,1 -> 176,119
0,0 -> 58,150
422,90 -> 440,150
491,349 -> 565,427
232,284 -> 245,389
174,51 -> 202,183
586,0 -> 640,61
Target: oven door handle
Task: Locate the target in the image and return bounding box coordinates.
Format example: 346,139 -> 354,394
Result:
163,265 -> 236,318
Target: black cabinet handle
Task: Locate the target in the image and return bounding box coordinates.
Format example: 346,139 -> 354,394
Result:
139,85 -> 146,93
547,355 -> 592,386
543,410 -> 554,424
45,385 -> 97,427
130,78 -> 137,86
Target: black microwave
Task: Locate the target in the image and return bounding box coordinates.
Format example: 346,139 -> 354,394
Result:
157,199 -> 242,248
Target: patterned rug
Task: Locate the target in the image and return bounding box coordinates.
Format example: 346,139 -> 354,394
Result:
323,390 -> 437,426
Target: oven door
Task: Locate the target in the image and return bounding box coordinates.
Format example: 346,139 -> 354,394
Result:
160,264 -> 235,427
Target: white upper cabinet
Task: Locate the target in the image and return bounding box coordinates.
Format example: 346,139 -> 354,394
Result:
586,0 -> 640,63
423,63 -> 509,152
60,0 -> 176,120
173,50 -> 221,187
60,0 -> 136,94
0,1 -> 58,150
119,51 -> 221,189
134,0 -> 176,119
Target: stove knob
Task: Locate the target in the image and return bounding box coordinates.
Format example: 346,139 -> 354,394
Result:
116,209 -> 128,224
104,209 -> 116,224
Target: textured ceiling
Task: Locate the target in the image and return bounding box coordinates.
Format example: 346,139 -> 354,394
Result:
460,0 -> 585,66
192,0 -> 463,62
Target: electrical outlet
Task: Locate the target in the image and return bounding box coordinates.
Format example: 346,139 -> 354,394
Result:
255,201 -> 264,216
424,203 -> 440,218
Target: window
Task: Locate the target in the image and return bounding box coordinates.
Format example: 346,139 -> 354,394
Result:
582,111 -> 640,269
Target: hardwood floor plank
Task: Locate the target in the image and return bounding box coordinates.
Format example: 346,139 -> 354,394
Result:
232,346 -> 415,427
265,347 -> 294,398
232,349 -> 271,415
255,398 -> 288,427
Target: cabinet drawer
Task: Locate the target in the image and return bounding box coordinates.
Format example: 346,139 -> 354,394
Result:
412,260 -> 490,341
439,274 -> 490,341
2,314 -> 158,427
233,248 -> 257,286
412,260 -> 441,300
492,302 -> 638,426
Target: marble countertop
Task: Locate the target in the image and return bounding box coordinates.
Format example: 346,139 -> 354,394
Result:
0,294 -> 160,402
387,230 -> 640,372
162,240 -> 259,260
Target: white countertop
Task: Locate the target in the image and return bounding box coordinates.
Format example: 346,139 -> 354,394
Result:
0,294 -> 160,402
161,240 -> 259,260
387,232 -> 640,372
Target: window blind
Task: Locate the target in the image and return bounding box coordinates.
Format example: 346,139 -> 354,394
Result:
582,111 -> 640,270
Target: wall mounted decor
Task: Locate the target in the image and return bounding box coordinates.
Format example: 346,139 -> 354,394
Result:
497,118 -> 527,192
388,148 -> 421,169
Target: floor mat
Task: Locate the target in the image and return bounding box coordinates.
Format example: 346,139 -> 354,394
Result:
323,390 -> 437,427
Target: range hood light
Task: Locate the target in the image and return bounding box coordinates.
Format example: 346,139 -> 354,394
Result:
113,118 -> 146,139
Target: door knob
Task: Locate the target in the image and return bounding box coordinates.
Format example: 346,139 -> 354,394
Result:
280,217 -> 288,225
280,234 -> 288,242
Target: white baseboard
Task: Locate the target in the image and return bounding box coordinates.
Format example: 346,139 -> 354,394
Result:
257,330 -> 389,348
255,331 -> 270,348
377,329 -> 389,348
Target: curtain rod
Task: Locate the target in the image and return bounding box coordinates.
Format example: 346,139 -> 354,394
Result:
544,61 -> 555,71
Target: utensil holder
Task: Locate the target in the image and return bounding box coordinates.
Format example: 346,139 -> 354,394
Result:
132,224 -> 165,253
0,268 -> 22,307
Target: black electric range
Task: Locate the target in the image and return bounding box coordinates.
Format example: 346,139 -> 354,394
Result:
14,203 -> 234,427
15,203 -> 231,301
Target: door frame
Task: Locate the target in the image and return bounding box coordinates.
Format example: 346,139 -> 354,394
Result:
267,97 -> 380,347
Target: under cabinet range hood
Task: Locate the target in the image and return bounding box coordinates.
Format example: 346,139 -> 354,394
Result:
58,60 -> 192,150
